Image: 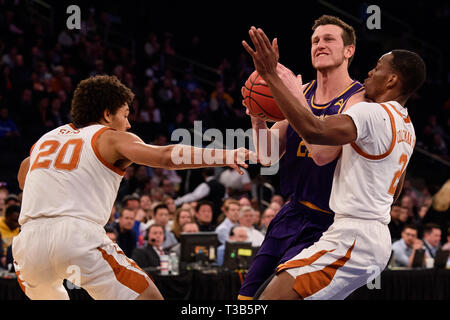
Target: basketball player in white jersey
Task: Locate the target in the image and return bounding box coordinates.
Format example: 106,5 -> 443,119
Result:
243,27 -> 426,299
13,75 -> 252,300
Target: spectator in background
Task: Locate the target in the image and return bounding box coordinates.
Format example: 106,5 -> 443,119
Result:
104,225 -> 118,243
169,221 -> 199,257
4,194 -> 20,207
0,204 -> 20,257
270,195 -> 284,208
11,54 -> 29,91
121,194 -> 140,211
423,179 -> 450,241
259,207 -> 276,235
150,187 -> 165,203
174,168 -> 225,223
217,226 -> 249,267
0,106 -> 20,137
171,207 -> 194,241
46,97 -> 68,129
422,223 -> 442,259
0,185 -> 9,214
268,201 -> 281,214
401,194 -> 419,226
238,206 -> 264,247
442,227 -> 450,251
139,194 -> 153,223
151,203 -> 178,250
132,224 -> 168,273
134,208 -> 149,248
219,167 -> 251,198
144,32 -> 160,60
113,207 -> 137,257
194,200 -> 216,232
392,225 -> 422,267
160,178 -> 176,198
163,195 -> 177,223
238,196 -> 251,208
209,81 -> 234,130
429,133 -> 448,157
215,199 -> 241,244
388,200 -> 409,242
106,202 -> 118,226
252,209 -> 261,229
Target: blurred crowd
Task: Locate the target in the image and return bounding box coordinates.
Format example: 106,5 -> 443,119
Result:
0,1 -> 449,273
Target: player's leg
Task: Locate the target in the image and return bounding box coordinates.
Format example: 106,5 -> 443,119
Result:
20,279 -> 70,300
238,253 -> 282,299
13,232 -> 70,300
260,217 -> 391,300
79,239 -> 163,300
238,202 -> 305,299
259,271 -> 300,300
136,280 -> 164,300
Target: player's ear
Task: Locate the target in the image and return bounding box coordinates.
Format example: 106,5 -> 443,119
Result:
386,73 -> 399,90
344,45 -> 355,61
103,109 -> 112,124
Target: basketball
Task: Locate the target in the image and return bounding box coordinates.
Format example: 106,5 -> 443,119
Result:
242,71 -> 285,122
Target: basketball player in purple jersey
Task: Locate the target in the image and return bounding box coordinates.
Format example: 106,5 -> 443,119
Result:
238,15 -> 365,299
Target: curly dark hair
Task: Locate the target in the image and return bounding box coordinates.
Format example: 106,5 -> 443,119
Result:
70,75 -> 134,128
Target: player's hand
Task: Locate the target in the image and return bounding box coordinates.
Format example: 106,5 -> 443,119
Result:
226,148 -> 258,174
242,26 -> 279,81
275,63 -> 304,100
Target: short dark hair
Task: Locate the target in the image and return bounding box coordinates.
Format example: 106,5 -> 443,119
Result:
390,50 -> 426,97
119,207 -> 135,217
423,223 -> 441,235
70,75 -> 134,128
402,224 -> 418,232
312,15 -> 357,66
121,194 -> 140,207
195,200 -> 213,212
104,225 -> 119,238
148,223 -> 165,240
5,204 -> 20,217
391,198 -> 402,208
153,203 -> 169,215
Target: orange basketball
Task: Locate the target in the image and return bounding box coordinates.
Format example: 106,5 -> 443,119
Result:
242,70 -> 285,122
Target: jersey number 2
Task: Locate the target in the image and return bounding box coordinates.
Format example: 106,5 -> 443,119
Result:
30,139 -> 83,172
388,153 -> 408,195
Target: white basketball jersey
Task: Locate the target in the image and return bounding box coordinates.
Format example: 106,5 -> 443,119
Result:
330,101 -> 415,224
20,124 -> 125,227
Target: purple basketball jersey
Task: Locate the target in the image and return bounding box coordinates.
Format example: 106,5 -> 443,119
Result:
279,80 -> 364,212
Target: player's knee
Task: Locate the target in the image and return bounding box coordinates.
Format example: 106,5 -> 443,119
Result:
258,271 -> 300,300
136,282 -> 164,300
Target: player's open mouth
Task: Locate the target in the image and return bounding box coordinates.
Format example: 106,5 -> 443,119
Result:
316,52 -> 328,57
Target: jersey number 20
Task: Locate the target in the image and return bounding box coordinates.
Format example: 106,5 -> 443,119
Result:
30,139 -> 84,172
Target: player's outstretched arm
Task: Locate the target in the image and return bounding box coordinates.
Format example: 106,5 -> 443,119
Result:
103,130 -> 252,174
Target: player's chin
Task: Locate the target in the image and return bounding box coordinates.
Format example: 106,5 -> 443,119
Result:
313,60 -> 338,71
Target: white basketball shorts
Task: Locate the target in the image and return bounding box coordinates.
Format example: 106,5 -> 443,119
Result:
12,216 -> 153,300
276,215 -> 392,300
